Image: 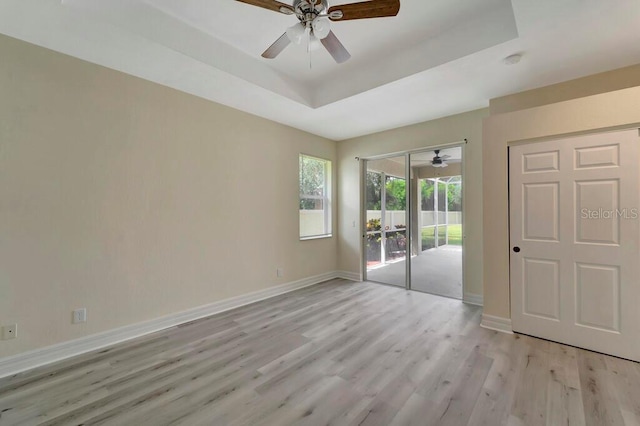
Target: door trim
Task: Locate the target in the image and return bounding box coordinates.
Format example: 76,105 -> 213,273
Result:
360,141 -> 466,298
507,128 -> 640,361
506,127 -> 640,321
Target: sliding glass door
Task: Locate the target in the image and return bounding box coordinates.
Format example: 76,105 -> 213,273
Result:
362,146 -> 464,299
409,150 -> 463,299
363,155 -> 408,288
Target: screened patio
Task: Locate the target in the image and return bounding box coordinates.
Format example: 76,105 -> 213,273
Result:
364,148 -> 463,299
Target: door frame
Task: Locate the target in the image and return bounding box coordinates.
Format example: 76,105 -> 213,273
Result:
360,152 -> 411,289
359,140 -> 466,296
506,128 -> 636,318
506,128 -> 640,360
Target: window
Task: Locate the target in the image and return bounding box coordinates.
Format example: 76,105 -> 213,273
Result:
299,154 -> 332,239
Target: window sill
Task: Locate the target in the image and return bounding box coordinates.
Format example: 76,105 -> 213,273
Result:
300,234 -> 333,241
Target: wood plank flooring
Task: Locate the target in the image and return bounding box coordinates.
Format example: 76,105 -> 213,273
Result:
1,279 -> 639,425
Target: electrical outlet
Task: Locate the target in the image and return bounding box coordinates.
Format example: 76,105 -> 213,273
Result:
72,308 -> 87,324
2,324 -> 17,340
276,268 -> 284,278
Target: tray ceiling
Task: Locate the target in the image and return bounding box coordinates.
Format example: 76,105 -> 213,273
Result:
1,0 -> 640,140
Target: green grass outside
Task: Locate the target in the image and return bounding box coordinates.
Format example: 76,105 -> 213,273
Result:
421,224 -> 462,249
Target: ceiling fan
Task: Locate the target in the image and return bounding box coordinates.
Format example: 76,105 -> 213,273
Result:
235,0 -> 401,63
430,150 -> 450,168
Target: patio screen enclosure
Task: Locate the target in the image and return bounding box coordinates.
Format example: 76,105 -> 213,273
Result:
362,145 -> 464,298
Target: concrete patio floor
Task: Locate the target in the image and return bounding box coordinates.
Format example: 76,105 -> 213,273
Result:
366,245 -> 462,299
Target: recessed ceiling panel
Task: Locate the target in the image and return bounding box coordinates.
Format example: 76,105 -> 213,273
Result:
147,0 -> 515,83
63,0 -> 518,108
3,0 -> 640,140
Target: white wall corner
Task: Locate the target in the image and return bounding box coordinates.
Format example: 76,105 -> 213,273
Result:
336,270 -> 362,282
0,271 -> 342,379
463,292 -> 483,306
480,314 -> 513,334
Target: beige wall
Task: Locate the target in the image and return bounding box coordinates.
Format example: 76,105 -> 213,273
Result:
490,64 -> 640,115
0,34 -> 337,357
483,86 -> 640,319
337,109 -> 488,299
8,26 -> 636,359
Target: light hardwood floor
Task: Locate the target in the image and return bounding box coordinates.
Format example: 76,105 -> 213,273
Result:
1,279 -> 639,425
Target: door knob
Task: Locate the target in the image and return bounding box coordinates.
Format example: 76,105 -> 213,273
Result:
513,246 -> 521,253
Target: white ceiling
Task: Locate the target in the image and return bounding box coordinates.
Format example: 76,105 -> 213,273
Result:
1,0 -> 640,140
411,147 -> 462,167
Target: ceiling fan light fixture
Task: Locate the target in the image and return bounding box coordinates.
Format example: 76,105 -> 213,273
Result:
246,0 -> 401,63
286,22 -> 306,44
312,16 -> 331,39
308,33 -> 322,51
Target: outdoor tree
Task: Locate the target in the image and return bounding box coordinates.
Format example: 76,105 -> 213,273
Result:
385,177 -> 406,210
365,171 -> 382,210
420,180 -> 435,210
299,156 -> 325,209
368,173 -> 461,212
420,179 -> 461,211
446,182 -> 462,211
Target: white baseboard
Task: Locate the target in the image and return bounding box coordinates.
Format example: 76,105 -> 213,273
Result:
336,270 -> 361,281
480,314 -> 513,334
463,292 -> 483,306
0,271 -> 342,379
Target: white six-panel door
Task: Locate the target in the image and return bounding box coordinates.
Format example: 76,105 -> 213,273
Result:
509,129 -> 640,361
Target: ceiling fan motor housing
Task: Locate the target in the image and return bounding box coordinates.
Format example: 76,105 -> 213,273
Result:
293,0 -> 329,22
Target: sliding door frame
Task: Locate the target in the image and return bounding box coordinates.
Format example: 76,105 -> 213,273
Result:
360,140 -> 466,296
361,153 -> 411,289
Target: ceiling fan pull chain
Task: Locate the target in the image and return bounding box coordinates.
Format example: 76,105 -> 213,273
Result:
307,33 -> 313,70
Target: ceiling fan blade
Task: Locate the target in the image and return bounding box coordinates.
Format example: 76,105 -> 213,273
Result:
328,0 -> 400,21
321,31 -> 351,63
235,0 -> 294,15
262,33 -> 291,59
440,155 -> 451,159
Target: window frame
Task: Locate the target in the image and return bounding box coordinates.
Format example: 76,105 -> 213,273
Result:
299,154 -> 332,240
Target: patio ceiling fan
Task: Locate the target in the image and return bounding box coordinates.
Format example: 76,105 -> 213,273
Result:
430,150 -> 450,168
235,0 -> 401,63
